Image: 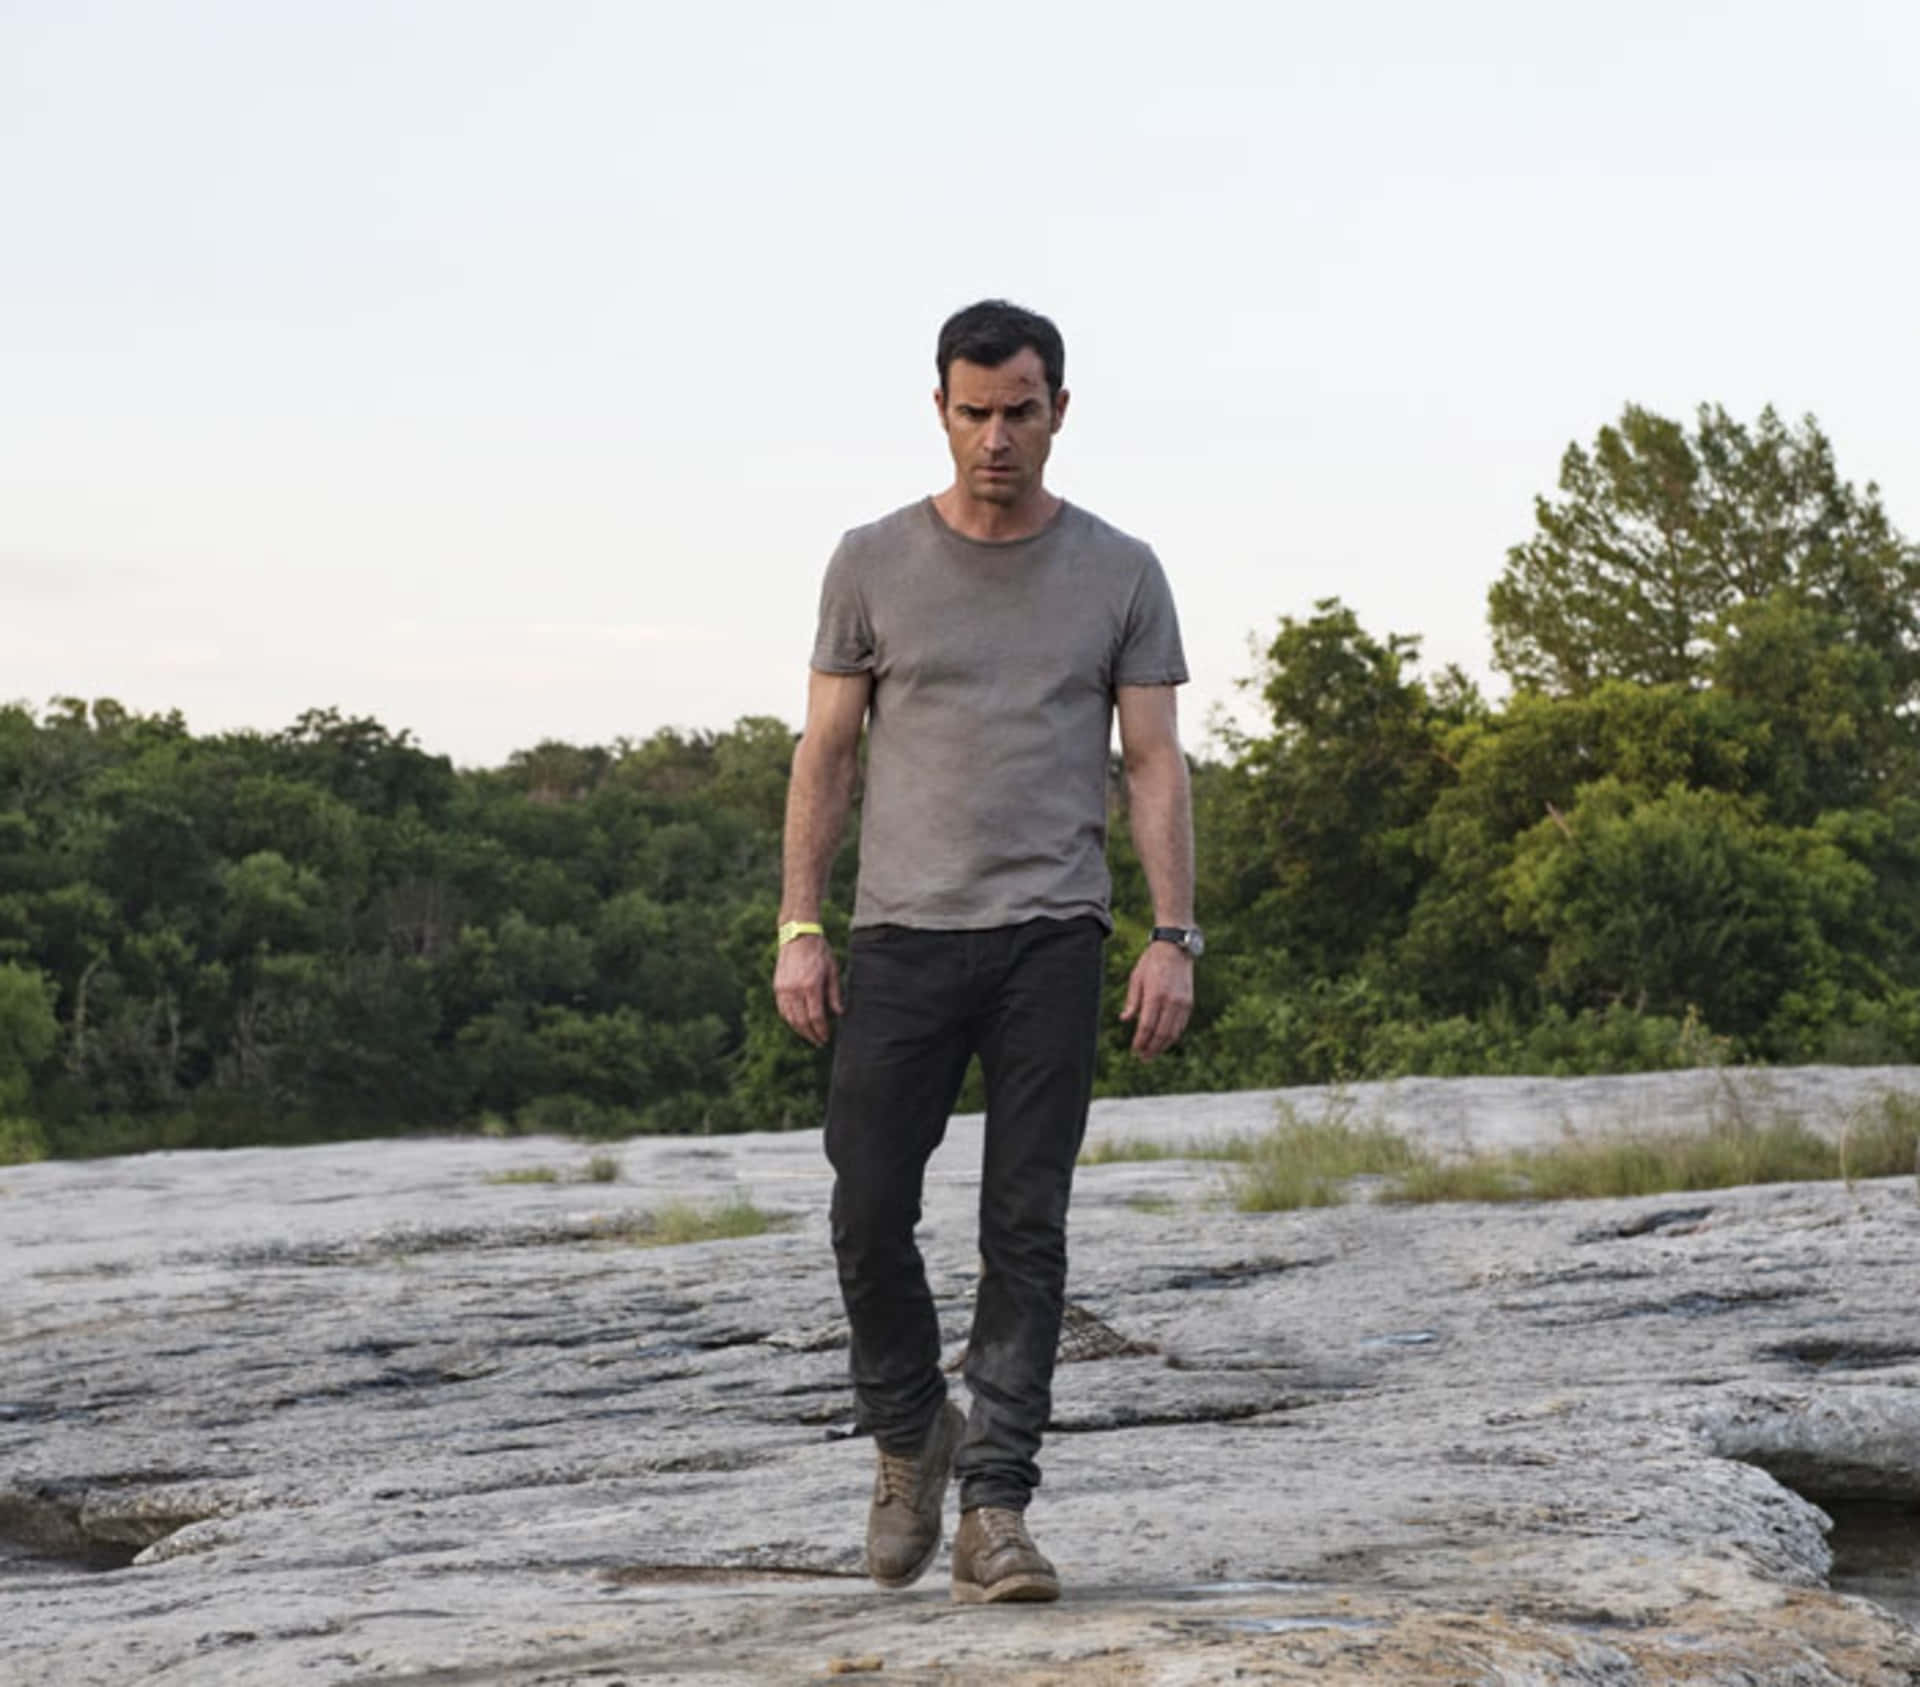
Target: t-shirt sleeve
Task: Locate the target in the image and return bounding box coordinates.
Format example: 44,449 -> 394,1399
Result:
809,537 -> 875,674
1114,550 -> 1189,687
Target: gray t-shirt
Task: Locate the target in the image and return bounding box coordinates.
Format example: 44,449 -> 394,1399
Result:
811,497 -> 1187,932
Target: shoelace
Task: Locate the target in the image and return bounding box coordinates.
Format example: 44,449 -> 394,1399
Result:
875,1447 -> 918,1505
976,1507 -> 1028,1550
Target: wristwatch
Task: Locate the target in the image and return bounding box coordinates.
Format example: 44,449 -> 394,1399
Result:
1150,925 -> 1205,958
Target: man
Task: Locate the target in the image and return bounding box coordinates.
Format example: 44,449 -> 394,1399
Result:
773,299 -> 1199,1605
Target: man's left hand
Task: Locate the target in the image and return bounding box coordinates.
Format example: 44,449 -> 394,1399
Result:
1120,941 -> 1194,1060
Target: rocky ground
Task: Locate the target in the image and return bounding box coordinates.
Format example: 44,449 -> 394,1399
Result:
7,1068 -> 1920,1685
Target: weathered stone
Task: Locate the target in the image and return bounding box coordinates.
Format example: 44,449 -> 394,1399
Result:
3,1069 -> 1920,1683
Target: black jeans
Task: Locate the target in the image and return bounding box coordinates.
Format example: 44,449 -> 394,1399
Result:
825,916 -> 1105,1513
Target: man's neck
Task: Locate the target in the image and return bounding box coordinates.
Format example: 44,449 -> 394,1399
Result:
932,484 -> 1062,543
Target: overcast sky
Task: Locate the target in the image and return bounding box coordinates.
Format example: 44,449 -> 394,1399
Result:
4,0 -> 1917,766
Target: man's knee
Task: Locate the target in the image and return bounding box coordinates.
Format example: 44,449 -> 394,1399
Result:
831,1180 -> 922,1268
978,1201 -> 1069,1282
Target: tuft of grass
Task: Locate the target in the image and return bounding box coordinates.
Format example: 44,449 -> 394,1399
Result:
582,1197 -> 780,1247
1385,1117 -> 1833,1204
1124,1191 -> 1177,1215
1384,1093 -> 1920,1205
486,1155 -> 624,1187
1081,1130 -> 1260,1166
1081,1135 -> 1177,1165
1839,1093 -> 1920,1183
639,1196 -> 774,1247
1101,1088 -> 1920,1214
1229,1109 -> 1425,1212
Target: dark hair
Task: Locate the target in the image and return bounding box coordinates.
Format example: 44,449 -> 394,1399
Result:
936,299 -> 1065,403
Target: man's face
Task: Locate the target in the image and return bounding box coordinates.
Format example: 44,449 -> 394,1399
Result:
936,348 -> 1068,507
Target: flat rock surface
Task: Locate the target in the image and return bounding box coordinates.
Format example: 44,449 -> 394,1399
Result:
7,1067 -> 1920,1684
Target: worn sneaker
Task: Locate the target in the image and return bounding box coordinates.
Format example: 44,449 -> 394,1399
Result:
865,1399 -> 964,1588
951,1505 -> 1060,1604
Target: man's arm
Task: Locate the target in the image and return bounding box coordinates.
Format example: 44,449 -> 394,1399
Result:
1115,684 -> 1195,1060
774,668 -> 872,1046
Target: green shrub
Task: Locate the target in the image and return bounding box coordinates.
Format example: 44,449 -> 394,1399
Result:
0,1115 -> 48,1166
1363,1002 -> 1731,1079
0,963 -> 58,1120
513,1094 -> 644,1139
638,1090 -> 750,1136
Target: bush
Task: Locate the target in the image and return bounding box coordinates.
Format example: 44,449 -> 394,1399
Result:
0,962 -> 58,1116
0,1114 -> 48,1166
639,1089 -> 751,1136
512,1094 -> 645,1139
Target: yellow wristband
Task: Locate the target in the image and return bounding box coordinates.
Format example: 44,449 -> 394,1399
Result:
777,920 -> 825,948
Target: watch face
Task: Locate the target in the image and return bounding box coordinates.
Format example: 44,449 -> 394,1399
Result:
1184,929 -> 1206,958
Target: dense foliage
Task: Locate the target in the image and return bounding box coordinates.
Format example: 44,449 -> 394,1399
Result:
0,707 -> 826,1157
4,403 -> 1918,1159
1146,404 -> 1920,1095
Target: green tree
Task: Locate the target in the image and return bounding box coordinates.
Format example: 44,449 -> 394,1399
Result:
0,961 -> 57,1106
1207,599 -> 1477,977
273,708 -> 455,821
1399,682 -> 1757,1015
0,961 -> 58,1162
1501,780 -> 1874,1042
1709,592 -> 1907,821
1488,404 -> 1920,698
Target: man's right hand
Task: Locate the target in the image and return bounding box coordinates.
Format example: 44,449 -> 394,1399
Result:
774,934 -> 843,1047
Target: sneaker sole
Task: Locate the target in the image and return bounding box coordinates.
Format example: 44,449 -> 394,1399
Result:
951,1572 -> 1061,1605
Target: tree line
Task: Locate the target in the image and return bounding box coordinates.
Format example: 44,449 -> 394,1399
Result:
4,402 -> 1918,1161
